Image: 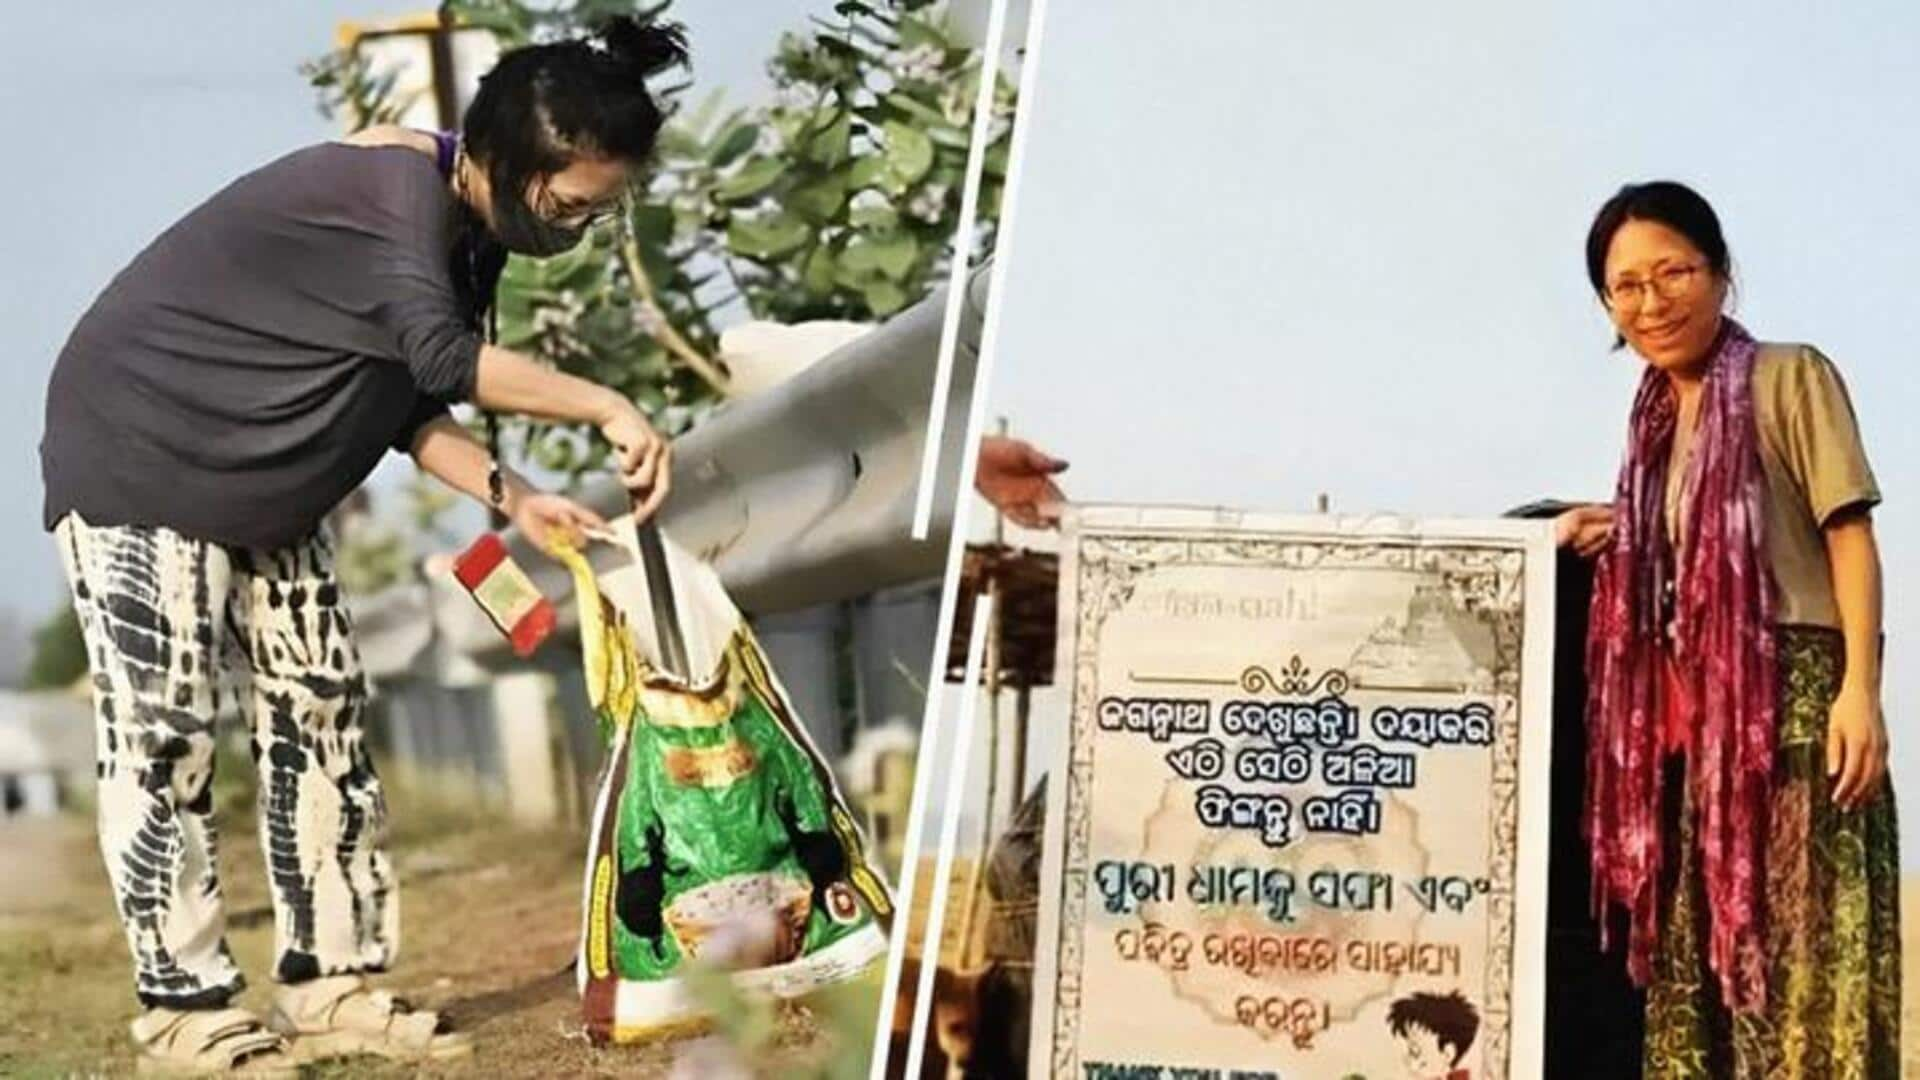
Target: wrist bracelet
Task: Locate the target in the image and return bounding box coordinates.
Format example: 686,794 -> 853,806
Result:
488,462 -> 506,509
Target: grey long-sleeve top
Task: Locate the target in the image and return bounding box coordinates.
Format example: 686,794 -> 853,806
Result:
41,141 -> 482,551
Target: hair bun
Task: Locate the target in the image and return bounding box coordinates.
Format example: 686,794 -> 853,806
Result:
599,16 -> 689,79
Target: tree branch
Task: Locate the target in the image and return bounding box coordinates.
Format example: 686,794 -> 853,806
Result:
617,210 -> 732,397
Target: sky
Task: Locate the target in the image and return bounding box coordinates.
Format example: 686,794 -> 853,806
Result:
0,1 -> 827,626
965,1 -> 1920,865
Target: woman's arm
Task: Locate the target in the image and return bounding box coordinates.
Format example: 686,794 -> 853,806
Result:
471,343 -> 673,518
473,342 -> 626,426
1823,508 -> 1887,809
408,414 -> 536,511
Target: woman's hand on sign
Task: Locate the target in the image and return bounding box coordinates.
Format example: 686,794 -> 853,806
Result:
977,435 -> 1068,530
512,490 -> 609,555
1554,504 -> 1614,557
1826,681 -> 1888,810
600,399 -> 672,522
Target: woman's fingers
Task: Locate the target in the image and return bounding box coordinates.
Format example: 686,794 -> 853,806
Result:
627,460 -> 655,493
636,488 -> 666,524
616,430 -> 660,490
1564,517 -> 1611,557
611,424 -> 653,476
1852,745 -> 1874,807
1860,731 -> 1888,807
634,478 -> 668,523
622,448 -> 668,523
1832,729 -> 1865,808
522,515 -> 549,551
631,430 -> 660,484
1555,505 -> 1611,551
1554,511 -> 1579,548
543,509 -> 582,549
1022,444 -> 1069,474
1835,718 -> 1889,810
572,502 -> 609,532
1856,745 -> 1881,809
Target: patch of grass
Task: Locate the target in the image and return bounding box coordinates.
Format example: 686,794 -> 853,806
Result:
0,911 -> 138,1074
0,771 -> 893,1077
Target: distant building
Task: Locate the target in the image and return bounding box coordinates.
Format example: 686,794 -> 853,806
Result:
0,688 -> 93,820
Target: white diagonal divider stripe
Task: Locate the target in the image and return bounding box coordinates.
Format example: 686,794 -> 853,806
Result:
910,0 -> 1012,540
870,592 -> 994,1080
878,0 -> 1055,1071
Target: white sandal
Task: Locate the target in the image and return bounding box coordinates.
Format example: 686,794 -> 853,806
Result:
268,974 -> 473,1063
130,1006 -> 300,1077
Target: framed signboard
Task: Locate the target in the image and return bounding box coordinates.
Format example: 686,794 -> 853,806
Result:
1031,505 -> 1555,1080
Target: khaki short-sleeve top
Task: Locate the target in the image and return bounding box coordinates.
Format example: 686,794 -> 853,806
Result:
1665,343 -> 1880,628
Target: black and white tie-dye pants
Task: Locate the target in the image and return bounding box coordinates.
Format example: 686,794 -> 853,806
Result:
54,512 -> 397,1009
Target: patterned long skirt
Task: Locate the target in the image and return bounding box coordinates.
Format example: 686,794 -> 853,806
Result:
1643,625 -> 1902,1078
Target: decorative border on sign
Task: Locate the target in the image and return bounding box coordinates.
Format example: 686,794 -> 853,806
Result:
1047,530 -> 1529,1079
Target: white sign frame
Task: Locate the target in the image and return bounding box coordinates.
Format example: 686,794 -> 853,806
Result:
1030,504 -> 1556,1079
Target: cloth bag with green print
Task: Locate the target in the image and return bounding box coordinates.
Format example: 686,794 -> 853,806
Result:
554,524 -> 892,1043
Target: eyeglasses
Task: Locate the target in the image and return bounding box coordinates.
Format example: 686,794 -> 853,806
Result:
1604,263 -> 1705,310
534,182 -> 625,231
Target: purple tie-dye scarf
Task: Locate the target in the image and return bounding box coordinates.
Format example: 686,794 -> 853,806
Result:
1585,317 -> 1778,1011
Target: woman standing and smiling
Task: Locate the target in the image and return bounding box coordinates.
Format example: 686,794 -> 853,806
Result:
39,17 -> 685,1075
1560,181 -> 1900,1077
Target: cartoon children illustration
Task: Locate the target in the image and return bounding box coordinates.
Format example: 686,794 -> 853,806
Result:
1387,990 -> 1479,1080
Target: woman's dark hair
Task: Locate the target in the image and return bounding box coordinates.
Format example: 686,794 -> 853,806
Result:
1584,180 -> 1732,299
462,16 -> 689,200
1584,180 -> 1733,349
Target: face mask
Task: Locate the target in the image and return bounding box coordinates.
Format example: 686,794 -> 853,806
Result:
489,188 -> 587,258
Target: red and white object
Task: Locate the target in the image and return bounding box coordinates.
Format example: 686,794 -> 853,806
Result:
452,532 -> 556,657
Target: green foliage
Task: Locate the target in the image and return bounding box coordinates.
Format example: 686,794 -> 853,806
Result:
301,0 -> 1014,492
334,518 -> 414,597
298,47 -> 415,129
333,476 -> 470,597
669,3 -> 1015,323
23,606 -> 86,691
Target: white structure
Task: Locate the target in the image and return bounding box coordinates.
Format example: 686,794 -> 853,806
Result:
0,689 -> 94,820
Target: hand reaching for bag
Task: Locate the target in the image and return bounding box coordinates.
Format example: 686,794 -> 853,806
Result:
600,399 -> 672,523
511,491 -> 609,555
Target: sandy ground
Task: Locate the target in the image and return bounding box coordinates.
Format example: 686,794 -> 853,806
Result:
0,796 -> 861,1079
